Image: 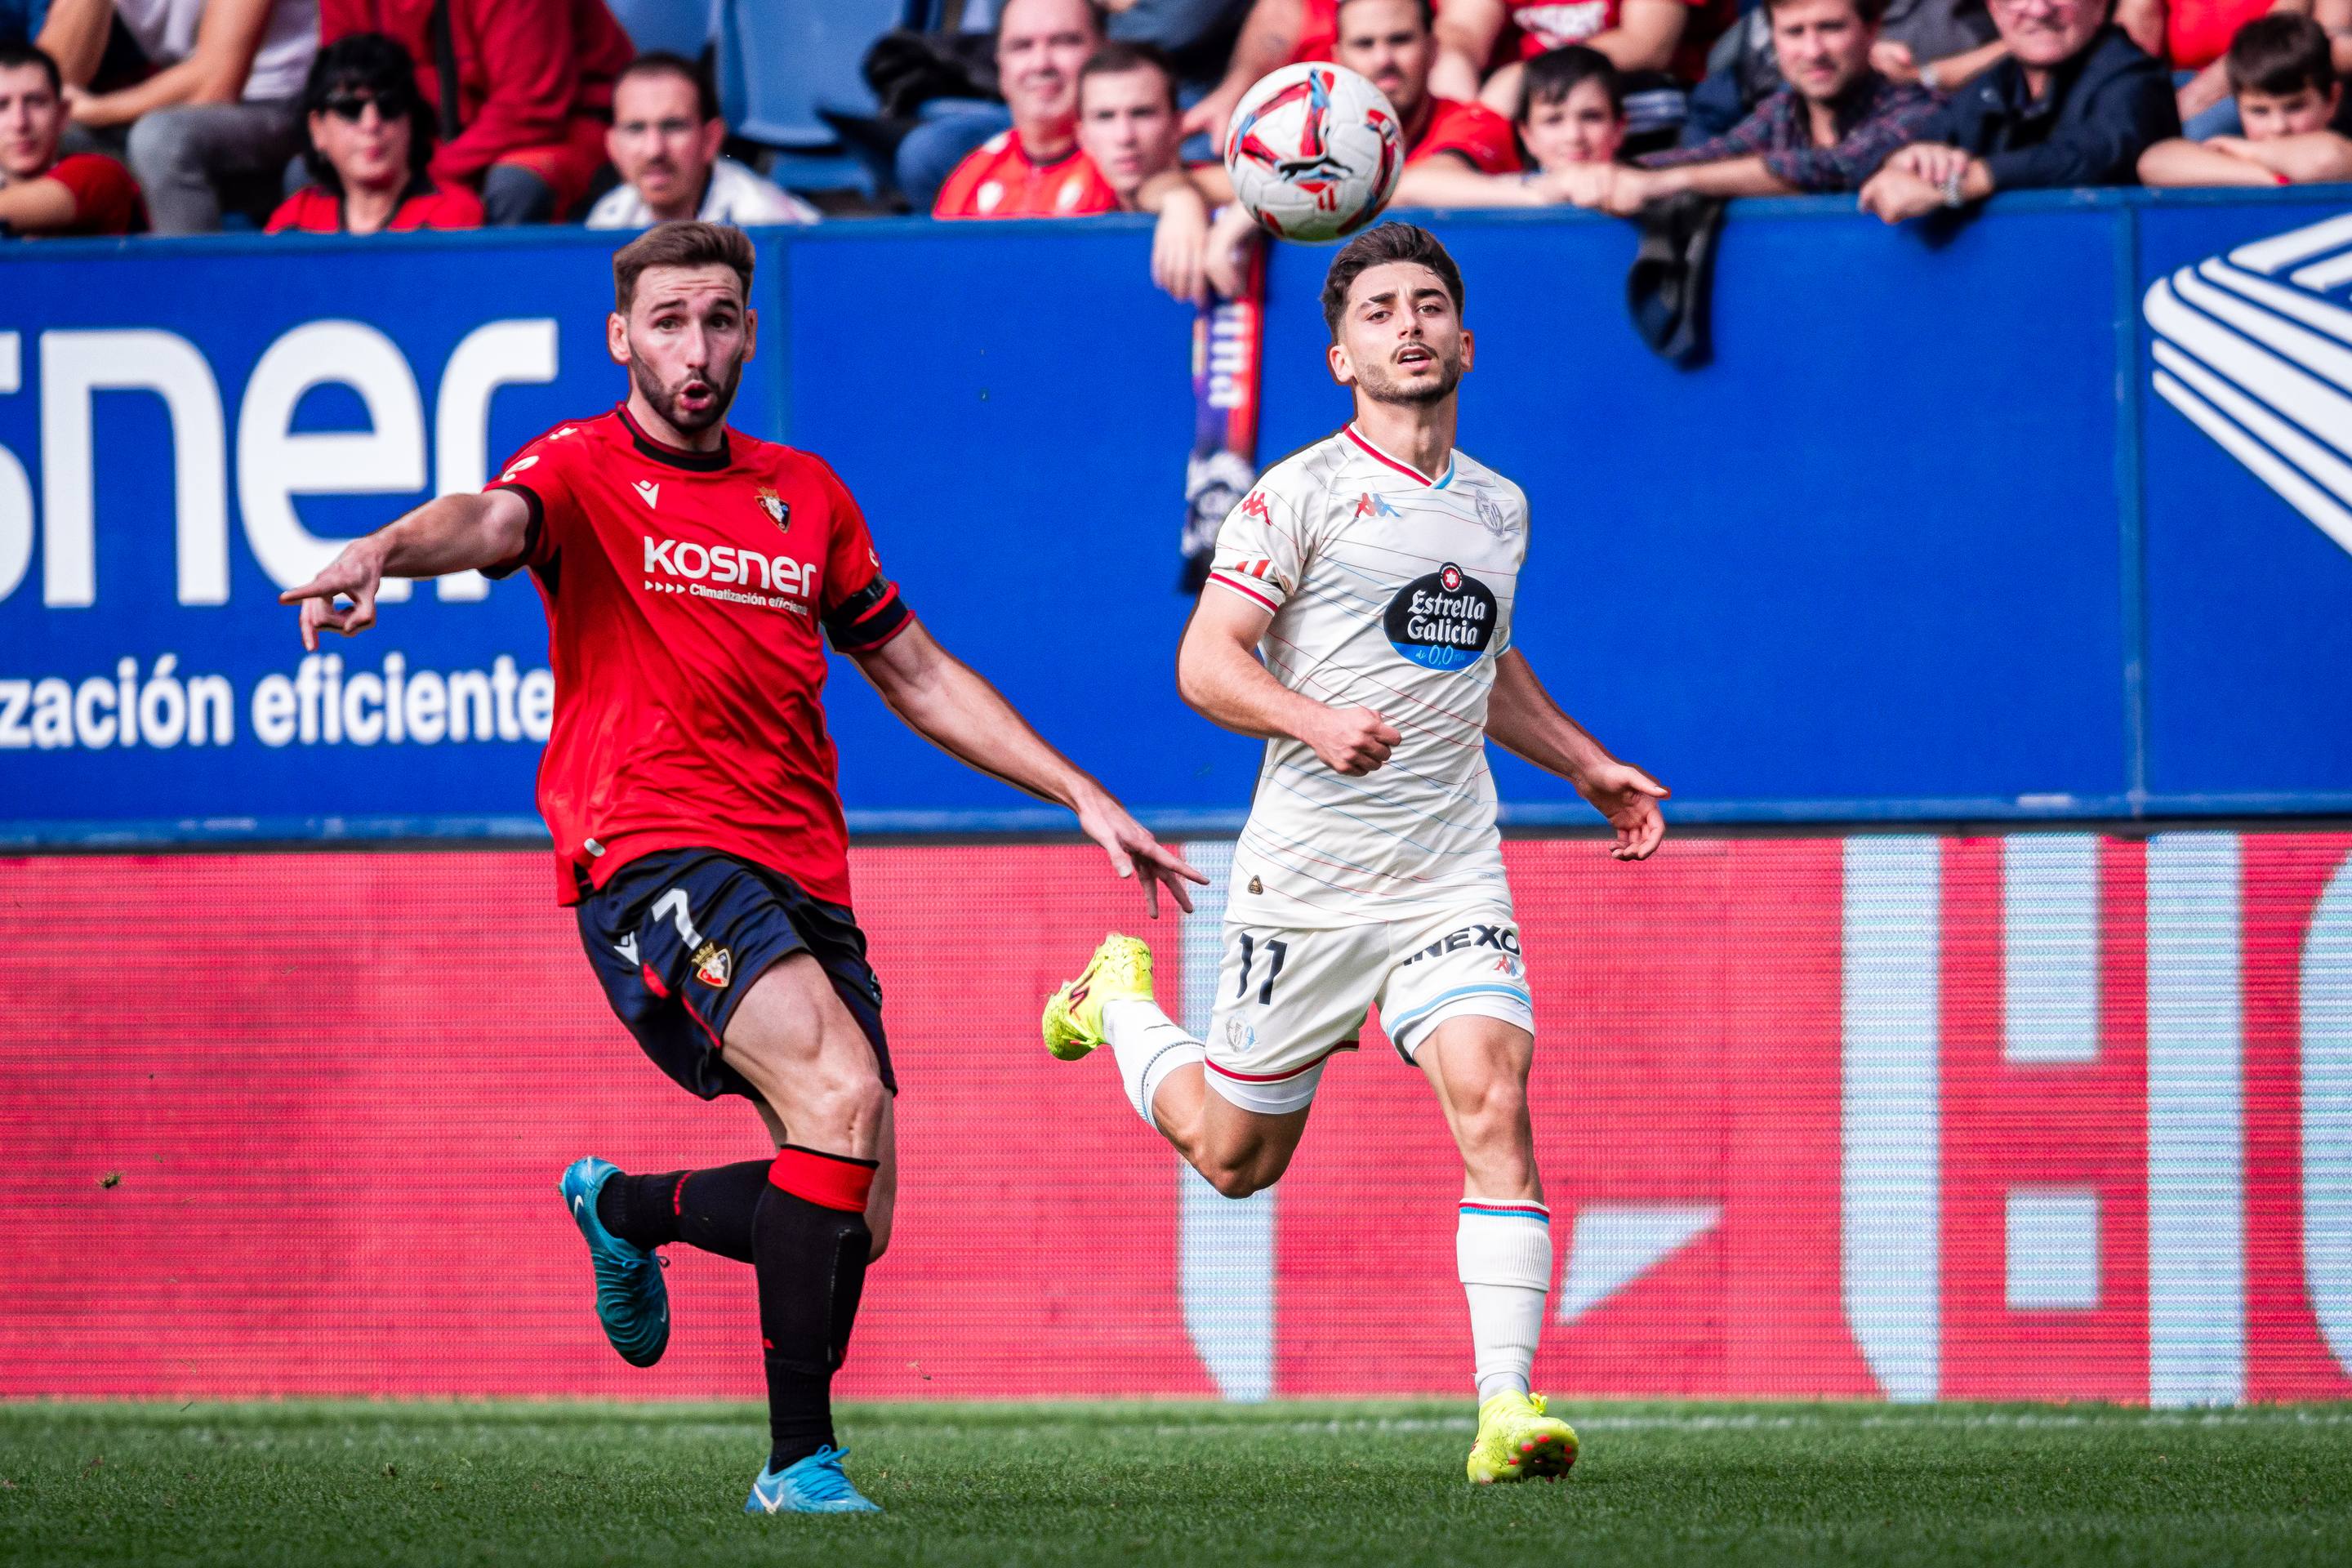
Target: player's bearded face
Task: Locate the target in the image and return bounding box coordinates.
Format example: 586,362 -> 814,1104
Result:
622,274 -> 751,435
1339,268 -> 1467,408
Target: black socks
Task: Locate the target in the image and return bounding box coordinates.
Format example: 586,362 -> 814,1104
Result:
753,1180 -> 873,1473
595,1160 -> 772,1261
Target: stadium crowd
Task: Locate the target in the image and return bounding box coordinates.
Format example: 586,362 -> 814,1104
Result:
2,0 -> 2350,252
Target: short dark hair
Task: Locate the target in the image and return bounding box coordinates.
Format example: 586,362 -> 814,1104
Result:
0,41 -> 62,95
1760,0 -> 1888,23
1077,41 -> 1178,113
298,33 -> 432,193
1518,45 -> 1621,123
2226,12 -> 2332,97
1321,222 -> 1464,340
1336,0 -> 1436,33
616,50 -> 720,124
613,220 -> 755,313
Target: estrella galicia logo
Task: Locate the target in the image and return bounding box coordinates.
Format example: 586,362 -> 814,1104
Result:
1383,562 -> 1496,670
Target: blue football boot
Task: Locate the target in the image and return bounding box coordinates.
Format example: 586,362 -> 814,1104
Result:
557,1156 -> 670,1368
744,1446 -> 882,1515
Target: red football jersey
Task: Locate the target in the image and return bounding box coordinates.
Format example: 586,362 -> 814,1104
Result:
483,405 -> 911,906
1409,96 -> 1521,175
265,180 -> 485,234
932,128 -> 1120,219
42,153 -> 146,236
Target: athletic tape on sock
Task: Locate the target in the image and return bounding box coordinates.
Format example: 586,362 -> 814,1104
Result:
1106,997 -> 1205,1124
768,1144 -> 879,1213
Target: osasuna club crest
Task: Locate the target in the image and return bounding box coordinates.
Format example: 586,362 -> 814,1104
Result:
755,486 -> 791,532
691,939 -> 733,989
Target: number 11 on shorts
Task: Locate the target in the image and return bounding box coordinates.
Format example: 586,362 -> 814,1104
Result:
1236,933 -> 1288,1004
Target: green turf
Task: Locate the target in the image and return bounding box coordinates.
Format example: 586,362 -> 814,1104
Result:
2,1400 -> 2348,1567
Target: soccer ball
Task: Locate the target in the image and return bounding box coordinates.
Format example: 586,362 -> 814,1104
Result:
1223,63 -> 1405,243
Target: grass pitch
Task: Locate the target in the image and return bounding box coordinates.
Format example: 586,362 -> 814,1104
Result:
2,1400 -> 2347,1567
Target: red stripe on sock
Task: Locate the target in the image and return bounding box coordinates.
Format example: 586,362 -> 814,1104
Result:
768,1143 -> 878,1212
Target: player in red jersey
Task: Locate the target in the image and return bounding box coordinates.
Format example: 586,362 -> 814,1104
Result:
280,221 -> 1205,1516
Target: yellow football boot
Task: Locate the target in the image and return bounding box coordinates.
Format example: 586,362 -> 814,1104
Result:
1040,934 -> 1156,1061
1466,1390 -> 1579,1484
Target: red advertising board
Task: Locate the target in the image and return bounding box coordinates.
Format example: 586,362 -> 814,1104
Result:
3,831 -> 2347,1403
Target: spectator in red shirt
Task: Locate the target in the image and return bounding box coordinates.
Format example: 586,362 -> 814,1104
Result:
0,40 -> 143,234
933,0 -> 1120,219
267,32 -> 482,233
1437,0 -> 1739,106
320,0 -> 634,225
1073,40 -> 1224,299
1379,43 -> 1633,204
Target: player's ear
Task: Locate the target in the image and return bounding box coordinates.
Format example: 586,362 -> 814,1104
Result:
606,311 -> 630,367
1459,327 -> 1473,374
1326,339 -> 1354,388
742,306 -> 757,362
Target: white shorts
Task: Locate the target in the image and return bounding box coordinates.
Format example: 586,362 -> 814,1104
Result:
1204,905 -> 1535,1116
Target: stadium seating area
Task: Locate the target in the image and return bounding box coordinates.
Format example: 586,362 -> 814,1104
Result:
5,0 -> 2351,244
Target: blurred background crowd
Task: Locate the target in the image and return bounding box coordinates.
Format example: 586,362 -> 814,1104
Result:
2,0 -> 2344,274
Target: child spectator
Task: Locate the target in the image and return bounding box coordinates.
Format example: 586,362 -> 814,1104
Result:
585,51 -> 819,230
0,38 -> 143,233
62,0 -> 317,233
2138,11 -> 2352,181
320,0 -> 634,225
1365,44 -> 1631,205
266,32 -> 479,233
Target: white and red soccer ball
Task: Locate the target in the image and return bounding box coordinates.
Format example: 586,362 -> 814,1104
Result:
1223,63 -> 1405,243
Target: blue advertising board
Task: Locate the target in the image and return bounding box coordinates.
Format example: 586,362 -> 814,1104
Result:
1,191 -> 2348,845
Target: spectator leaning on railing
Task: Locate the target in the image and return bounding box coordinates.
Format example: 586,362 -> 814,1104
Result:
1858,0 -> 2178,221
1363,42 -> 1630,206
934,0 -> 1118,219
1562,0 -> 1937,211
0,39 -> 143,234
586,51 -> 819,231
1072,41 -> 1224,297
265,31 -> 479,232
321,0 -> 632,225
2138,11 -> 2352,181
57,0 -> 316,233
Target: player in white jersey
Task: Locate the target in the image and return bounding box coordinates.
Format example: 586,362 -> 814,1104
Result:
1039,222 -> 1668,1484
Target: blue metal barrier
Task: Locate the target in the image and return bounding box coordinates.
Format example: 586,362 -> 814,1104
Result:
1,189 -> 2348,847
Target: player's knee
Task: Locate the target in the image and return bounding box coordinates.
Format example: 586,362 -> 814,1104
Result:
803,1061 -> 887,1141
1454,1073 -> 1529,1146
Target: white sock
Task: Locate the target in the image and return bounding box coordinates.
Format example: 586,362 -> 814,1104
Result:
1102,997 -> 1205,1127
1457,1200 -> 1552,1404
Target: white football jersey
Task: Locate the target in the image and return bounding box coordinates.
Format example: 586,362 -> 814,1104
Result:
1207,425 -> 1528,929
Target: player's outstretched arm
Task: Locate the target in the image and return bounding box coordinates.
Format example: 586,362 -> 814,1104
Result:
850,620 -> 1208,917
1485,648 -> 1669,861
277,489 -> 533,651
1177,588 -> 1401,775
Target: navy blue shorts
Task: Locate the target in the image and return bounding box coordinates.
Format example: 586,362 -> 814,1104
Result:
575,849 -> 894,1102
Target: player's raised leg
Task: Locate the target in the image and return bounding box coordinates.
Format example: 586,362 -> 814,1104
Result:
715,953 -> 892,1515
1414,1013 -> 1578,1483
1043,934 -> 1312,1198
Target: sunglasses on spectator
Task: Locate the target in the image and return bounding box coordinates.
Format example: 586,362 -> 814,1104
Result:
322,93 -> 412,121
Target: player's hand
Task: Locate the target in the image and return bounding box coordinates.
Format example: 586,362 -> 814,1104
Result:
1073,786 -> 1209,918
1304,705 -> 1401,777
1575,760 -> 1669,861
279,541 -> 388,651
